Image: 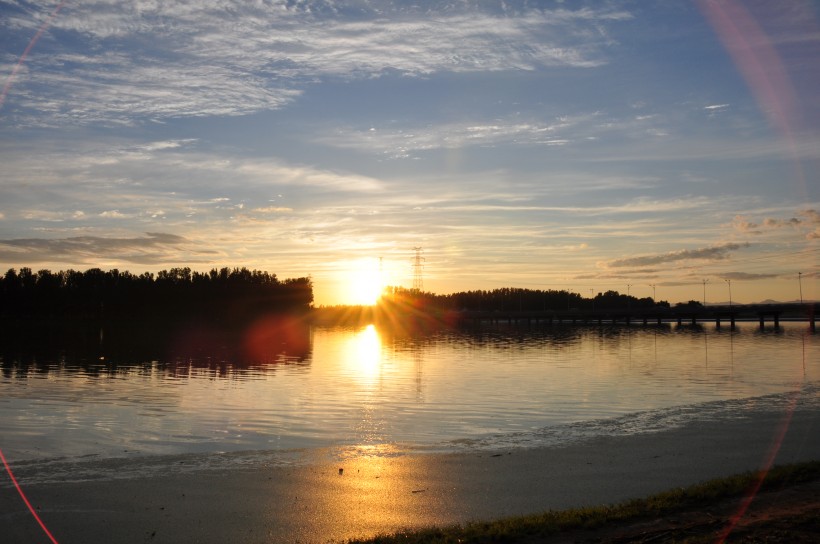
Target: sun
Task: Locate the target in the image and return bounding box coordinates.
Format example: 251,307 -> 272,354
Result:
346,258 -> 384,306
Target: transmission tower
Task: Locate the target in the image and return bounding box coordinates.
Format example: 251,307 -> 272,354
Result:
412,247 -> 424,291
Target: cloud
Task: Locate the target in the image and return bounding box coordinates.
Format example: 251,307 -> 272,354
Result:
395,197 -> 709,216
99,210 -> 128,219
573,271 -> 661,281
252,206 -> 294,214
319,113 -> 602,156
3,2 -> 631,126
732,209 -> 820,239
605,242 -> 750,268
318,108 -> 682,156
731,215 -> 761,234
133,140 -> 198,152
800,209 -> 820,223
1,139 -> 386,222
763,217 -> 802,228
0,232 -> 216,265
795,210 -> 820,240
720,272 -> 781,281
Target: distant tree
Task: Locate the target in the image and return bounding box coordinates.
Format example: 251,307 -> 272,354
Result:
377,286 -> 670,314
0,267 -> 313,324
675,300 -> 704,308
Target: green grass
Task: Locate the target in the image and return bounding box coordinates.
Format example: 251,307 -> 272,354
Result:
347,460 -> 820,544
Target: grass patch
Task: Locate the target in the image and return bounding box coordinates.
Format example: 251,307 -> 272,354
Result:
348,460 -> 820,544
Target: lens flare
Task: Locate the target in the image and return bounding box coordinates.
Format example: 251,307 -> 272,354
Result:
0,1 -> 67,111
0,447 -> 60,544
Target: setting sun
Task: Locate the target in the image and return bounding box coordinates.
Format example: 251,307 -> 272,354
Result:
345,258 -> 384,306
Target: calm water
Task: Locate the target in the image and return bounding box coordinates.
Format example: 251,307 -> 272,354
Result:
1,321 -> 817,466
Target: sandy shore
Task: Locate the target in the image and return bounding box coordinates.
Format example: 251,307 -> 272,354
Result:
2,404 -> 819,544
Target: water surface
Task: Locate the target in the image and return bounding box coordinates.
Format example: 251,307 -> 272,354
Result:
1,321 -> 816,464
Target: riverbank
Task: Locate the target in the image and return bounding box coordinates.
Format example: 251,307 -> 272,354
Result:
2,403 -> 818,543
351,461 -> 820,543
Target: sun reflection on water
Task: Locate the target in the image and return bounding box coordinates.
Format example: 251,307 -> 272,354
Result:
344,324 -> 388,444
348,324 -> 382,383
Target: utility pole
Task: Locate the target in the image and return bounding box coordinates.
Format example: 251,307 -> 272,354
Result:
702,278 -> 709,306
412,247 -> 424,291
725,279 -> 732,308
798,272 -> 803,305
649,283 -> 656,303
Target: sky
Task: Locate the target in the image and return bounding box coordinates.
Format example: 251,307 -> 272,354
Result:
1,0 -> 818,306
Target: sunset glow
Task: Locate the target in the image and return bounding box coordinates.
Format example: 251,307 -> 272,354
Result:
341,258 -> 385,307
0,2 -> 817,305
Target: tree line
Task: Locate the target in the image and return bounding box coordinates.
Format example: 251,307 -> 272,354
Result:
0,267 -> 313,324
382,286 -> 672,313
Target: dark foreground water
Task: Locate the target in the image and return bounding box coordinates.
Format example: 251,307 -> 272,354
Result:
1,321 -> 817,467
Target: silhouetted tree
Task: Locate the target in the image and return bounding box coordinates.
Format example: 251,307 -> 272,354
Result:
380,286 -> 666,314
0,267 -> 313,325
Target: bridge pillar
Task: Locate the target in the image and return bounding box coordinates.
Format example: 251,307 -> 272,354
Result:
715,316 -> 721,329
759,316 -> 765,330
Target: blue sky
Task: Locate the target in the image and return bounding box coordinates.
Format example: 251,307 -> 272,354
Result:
1,0 -> 818,305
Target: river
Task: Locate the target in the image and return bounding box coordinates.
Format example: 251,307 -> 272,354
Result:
1,320 -> 817,468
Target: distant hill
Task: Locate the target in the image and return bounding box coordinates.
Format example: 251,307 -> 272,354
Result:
755,299 -> 813,305
706,299 -> 814,306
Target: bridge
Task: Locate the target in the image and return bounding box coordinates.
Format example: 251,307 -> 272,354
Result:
455,303 -> 818,331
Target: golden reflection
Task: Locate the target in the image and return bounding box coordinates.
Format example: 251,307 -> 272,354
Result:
286,446 -> 451,541
348,324 -> 382,382
340,325 -> 388,445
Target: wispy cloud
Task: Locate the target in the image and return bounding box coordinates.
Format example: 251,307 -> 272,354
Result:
731,215 -> 762,234
392,196 -> 713,216
317,113 -> 603,156
802,209 -> 820,239
721,271 -> 782,281
315,108 -> 684,157
731,209 -> 820,239
1,140 -> 385,217
605,242 -> 750,268
0,232 -> 217,265
3,2 -> 630,126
